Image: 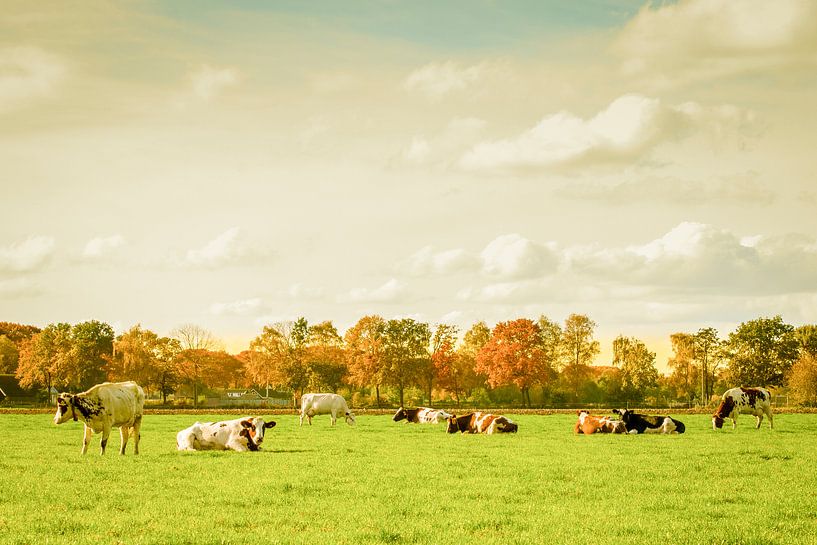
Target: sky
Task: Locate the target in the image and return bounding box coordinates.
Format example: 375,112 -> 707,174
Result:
2,0 -> 816,368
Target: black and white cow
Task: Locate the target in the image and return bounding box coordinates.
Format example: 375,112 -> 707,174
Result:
177,417 -> 276,452
712,387 -> 773,430
612,409 -> 685,434
392,407 -> 453,424
53,381 -> 145,455
446,412 -> 518,434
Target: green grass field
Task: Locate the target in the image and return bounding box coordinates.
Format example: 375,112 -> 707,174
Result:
1,413 -> 816,545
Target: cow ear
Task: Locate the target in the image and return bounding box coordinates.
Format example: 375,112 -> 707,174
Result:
263,420 -> 276,429
240,419 -> 253,428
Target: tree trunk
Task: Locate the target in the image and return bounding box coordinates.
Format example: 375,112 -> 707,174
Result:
399,384 -> 404,407
193,382 -> 198,408
376,384 -> 381,408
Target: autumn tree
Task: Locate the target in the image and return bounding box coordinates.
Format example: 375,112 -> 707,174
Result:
246,319 -> 310,406
205,351 -> 246,389
476,319 -> 551,407
0,336 -> 19,374
795,325 -> 817,357
428,324 -> 458,405
725,316 -> 798,387
667,333 -> 698,402
694,328 -> 722,403
560,314 -> 600,400
0,322 -> 40,345
787,353 -> 817,405
344,315 -> 386,406
382,318 -> 431,407
612,335 -> 659,402
304,321 -> 347,392
16,324 -> 71,397
172,324 -> 220,407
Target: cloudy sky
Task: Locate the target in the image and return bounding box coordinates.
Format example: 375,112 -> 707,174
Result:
2,0 -> 816,367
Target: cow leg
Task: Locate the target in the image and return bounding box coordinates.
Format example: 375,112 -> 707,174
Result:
100,423 -> 112,455
81,425 -> 93,455
132,416 -> 142,455
731,416 -> 737,430
755,415 -> 763,429
227,438 -> 248,452
767,409 -> 774,429
307,415 -> 312,425
330,411 -> 337,426
299,412 -> 304,427
119,426 -> 129,455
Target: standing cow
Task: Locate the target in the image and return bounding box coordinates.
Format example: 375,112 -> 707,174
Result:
392,407 -> 453,424
53,381 -> 145,455
712,387 -> 773,430
177,417 -> 276,452
300,393 -> 356,426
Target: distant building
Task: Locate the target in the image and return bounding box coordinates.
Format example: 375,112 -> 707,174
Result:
205,388 -> 290,407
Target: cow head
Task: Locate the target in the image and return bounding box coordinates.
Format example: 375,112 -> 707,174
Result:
612,409 -> 631,424
712,415 -> 725,430
239,417 -> 277,449
345,411 -> 356,426
392,407 -> 407,422
496,417 -> 518,433
446,416 -> 460,434
53,394 -> 77,425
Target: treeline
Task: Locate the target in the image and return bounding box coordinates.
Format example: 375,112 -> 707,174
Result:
3,315 -> 817,407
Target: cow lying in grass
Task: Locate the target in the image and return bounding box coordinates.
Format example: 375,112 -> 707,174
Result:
712,387 -> 773,430
446,412 -> 518,434
574,410 -> 627,434
612,409 -> 685,434
392,407 -> 453,424
177,417 -> 276,452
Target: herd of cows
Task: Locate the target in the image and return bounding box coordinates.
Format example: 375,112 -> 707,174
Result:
52,381 -> 776,454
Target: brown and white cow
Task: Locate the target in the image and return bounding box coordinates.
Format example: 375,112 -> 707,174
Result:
392,407 -> 453,424
53,381 -> 145,455
446,412 -> 518,434
574,410 -> 627,434
177,417 -> 276,452
712,387 -> 773,430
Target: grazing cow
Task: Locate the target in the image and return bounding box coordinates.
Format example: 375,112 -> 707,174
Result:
574,410 -> 627,434
446,412 -> 518,434
300,393 -> 356,426
712,387 -> 773,430
53,381 -> 145,455
392,407 -> 453,424
177,417 -> 276,452
612,409 -> 685,434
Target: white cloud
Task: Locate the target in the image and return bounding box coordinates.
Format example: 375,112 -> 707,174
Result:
0,47 -> 66,112
480,234 -> 559,279
460,95 -> 754,173
185,227 -> 242,267
82,235 -> 126,258
400,117 -> 487,167
285,283 -> 326,301
342,278 -> 407,303
558,173 -> 774,205
189,64 -> 240,101
404,61 -> 483,101
615,0 -> 817,84
210,298 -> 263,316
403,245 -> 480,276
0,236 -> 55,272
0,277 -> 41,298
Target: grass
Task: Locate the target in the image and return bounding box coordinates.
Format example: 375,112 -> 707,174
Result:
1,412 -> 816,545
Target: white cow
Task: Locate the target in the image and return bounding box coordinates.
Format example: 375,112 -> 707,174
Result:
177,417 -> 276,452
53,381 -> 145,455
300,393 -> 356,426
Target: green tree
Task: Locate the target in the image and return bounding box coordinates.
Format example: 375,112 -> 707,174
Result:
560,314 -> 600,401
612,335 -> 659,402
795,325 -> 817,357
694,328 -> 722,403
726,316 -> 798,387
382,318 -> 431,407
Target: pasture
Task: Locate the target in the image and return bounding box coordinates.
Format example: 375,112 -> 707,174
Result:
1,413 -> 816,545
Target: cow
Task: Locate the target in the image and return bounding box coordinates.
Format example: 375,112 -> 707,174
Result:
574,410 -> 627,434
612,409 -> 685,434
177,417 -> 276,452
712,387 -> 773,430
392,407 -> 453,424
300,393 -> 356,426
446,412 -> 518,434
53,381 -> 145,455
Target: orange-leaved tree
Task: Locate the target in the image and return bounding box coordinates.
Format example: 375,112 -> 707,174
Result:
344,315 -> 386,407
476,318 -> 550,407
